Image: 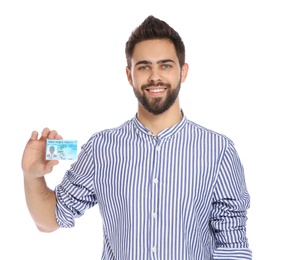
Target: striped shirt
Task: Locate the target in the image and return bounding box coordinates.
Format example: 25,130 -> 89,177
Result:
55,113 -> 252,259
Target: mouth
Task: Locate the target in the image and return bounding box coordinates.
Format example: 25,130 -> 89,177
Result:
145,87 -> 167,96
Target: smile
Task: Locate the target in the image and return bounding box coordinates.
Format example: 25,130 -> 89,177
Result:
149,89 -> 165,93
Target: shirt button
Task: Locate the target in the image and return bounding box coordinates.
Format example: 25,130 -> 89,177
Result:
152,212 -> 157,218
154,178 -> 158,184
147,131 -> 152,135
156,146 -> 160,151
152,247 -> 156,253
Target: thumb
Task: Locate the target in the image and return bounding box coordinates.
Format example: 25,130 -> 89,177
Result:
44,161 -> 59,174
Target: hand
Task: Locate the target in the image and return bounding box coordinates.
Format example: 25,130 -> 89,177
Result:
22,127 -> 63,178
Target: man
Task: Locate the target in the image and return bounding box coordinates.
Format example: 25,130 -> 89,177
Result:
22,15 -> 252,259
46,145 -> 57,159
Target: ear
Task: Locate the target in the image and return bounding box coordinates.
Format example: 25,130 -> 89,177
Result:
126,66 -> 133,86
180,63 -> 189,83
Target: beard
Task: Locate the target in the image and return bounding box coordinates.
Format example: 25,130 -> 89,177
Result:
133,78 -> 181,115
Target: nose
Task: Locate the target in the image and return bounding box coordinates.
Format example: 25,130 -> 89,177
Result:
148,68 -> 162,83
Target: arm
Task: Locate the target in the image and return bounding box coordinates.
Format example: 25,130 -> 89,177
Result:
211,140 -> 252,259
22,128 -> 62,232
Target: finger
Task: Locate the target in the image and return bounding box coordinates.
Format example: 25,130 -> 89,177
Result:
40,128 -> 51,140
30,130 -> 39,141
54,134 -> 63,140
40,128 -> 59,140
48,130 -> 59,139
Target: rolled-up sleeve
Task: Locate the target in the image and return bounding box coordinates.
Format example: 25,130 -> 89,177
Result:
54,139 -> 97,228
213,247 -> 252,259
211,140 -> 252,259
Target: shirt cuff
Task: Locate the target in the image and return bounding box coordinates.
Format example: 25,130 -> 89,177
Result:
213,248 -> 252,260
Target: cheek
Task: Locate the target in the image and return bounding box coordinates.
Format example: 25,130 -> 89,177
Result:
131,72 -> 146,87
169,71 -> 181,84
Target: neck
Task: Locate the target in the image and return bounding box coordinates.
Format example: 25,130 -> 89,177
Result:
137,101 -> 182,136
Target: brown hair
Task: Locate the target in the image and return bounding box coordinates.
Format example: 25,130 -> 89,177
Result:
125,15 -> 185,69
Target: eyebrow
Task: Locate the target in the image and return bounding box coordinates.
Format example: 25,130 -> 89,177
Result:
135,59 -> 176,67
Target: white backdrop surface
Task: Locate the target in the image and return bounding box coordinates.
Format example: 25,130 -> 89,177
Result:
0,1 -> 299,259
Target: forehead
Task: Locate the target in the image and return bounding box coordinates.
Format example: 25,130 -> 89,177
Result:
132,39 -> 178,62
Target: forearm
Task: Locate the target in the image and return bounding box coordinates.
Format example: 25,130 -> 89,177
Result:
24,176 -> 60,232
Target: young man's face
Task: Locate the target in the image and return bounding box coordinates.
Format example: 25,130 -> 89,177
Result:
126,39 -> 188,115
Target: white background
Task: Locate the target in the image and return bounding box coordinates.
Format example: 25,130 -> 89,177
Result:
1,1 -> 299,259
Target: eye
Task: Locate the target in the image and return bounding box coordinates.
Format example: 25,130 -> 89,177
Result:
162,64 -> 172,69
138,65 -> 149,71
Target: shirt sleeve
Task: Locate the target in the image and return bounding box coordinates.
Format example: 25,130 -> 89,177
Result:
211,140 -> 252,260
54,138 -> 97,228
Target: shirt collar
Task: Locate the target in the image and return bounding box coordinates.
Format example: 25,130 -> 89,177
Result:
133,110 -> 187,139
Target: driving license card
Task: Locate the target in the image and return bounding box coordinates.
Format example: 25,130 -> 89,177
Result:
46,139 -> 77,160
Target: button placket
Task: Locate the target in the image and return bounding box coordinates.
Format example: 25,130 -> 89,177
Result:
150,141 -> 161,258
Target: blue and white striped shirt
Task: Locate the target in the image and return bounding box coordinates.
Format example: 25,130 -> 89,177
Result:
55,113 -> 252,259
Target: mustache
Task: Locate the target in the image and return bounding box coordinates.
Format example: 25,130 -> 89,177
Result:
141,82 -> 171,91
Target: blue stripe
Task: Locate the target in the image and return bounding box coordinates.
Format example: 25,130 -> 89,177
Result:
55,113 -> 252,259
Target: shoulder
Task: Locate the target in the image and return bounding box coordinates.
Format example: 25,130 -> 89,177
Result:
83,119 -> 134,147
185,119 -> 231,142
183,118 -> 239,153
93,119 -> 134,138
184,118 -> 239,158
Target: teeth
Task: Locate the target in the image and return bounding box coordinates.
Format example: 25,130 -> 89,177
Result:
149,89 -> 164,93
